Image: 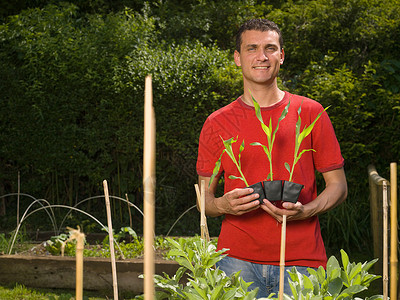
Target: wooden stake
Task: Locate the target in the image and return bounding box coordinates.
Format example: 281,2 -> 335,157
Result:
279,215 -> 287,300
144,75 -> 156,300
383,181 -> 389,300
195,181 -> 210,241
61,226 -> 85,300
103,180 -> 119,300
390,162 -> 398,300
126,193 -> 133,229
17,171 -> 20,226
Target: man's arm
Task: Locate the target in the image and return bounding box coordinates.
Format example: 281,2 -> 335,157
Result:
260,168 -> 347,222
198,175 -> 261,217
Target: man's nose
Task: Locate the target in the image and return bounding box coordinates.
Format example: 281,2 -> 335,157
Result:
256,49 -> 268,61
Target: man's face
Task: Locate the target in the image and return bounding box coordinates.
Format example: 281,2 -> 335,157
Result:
234,30 -> 284,87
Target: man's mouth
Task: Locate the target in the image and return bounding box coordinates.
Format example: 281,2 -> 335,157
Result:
253,66 -> 270,69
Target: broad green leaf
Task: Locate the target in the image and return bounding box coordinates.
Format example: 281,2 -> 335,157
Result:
327,277 -> 343,295
337,285 -> 367,298
210,283 -> 223,300
175,257 -> 194,272
303,274 -> 315,290
349,263 -> 362,281
362,258 -> 379,272
340,249 -> 350,273
326,256 -> 340,278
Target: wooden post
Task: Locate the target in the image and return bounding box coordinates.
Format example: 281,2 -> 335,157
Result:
103,180 -> 119,300
368,164 -> 387,276
144,75 -> 156,300
390,162 -> 398,300
278,215 -> 287,300
383,181 -> 389,300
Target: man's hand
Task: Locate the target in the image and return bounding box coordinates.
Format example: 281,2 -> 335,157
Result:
260,168 -> 347,223
214,187 -> 261,216
260,200 -> 305,223
198,175 -> 260,217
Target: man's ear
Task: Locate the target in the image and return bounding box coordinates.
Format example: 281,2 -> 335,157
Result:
280,48 -> 285,65
234,50 -> 241,67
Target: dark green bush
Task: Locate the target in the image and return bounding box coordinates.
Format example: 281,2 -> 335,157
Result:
0,0 -> 399,255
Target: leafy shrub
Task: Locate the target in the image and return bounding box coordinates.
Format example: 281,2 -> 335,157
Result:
138,237 -> 382,300
136,236 -> 258,300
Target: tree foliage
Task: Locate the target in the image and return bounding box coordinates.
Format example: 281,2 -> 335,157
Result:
0,0 -> 399,252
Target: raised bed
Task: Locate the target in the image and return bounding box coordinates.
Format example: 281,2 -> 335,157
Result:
0,254 -> 180,295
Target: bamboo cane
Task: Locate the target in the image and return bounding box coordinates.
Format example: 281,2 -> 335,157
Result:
61,226 -> 85,300
103,180 -> 119,300
126,193 -> 133,229
390,162 -> 398,300
279,214 -> 287,300
383,181 -> 389,300
74,227 -> 84,300
144,75 -> 156,300
17,171 -> 20,226
195,181 -> 210,241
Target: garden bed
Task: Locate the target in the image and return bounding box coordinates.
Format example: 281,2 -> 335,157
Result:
0,237 -> 181,295
0,253 -> 180,295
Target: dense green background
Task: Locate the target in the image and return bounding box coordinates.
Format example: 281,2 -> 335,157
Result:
0,0 -> 399,255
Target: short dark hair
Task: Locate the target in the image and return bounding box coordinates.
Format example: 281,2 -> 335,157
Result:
235,19 -> 283,52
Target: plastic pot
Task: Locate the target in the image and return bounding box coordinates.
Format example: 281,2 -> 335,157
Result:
248,181 -> 266,205
263,180 -> 283,201
282,181 -> 304,203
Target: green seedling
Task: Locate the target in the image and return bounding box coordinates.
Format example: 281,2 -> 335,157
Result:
250,92 -> 290,181
285,104 -> 329,182
209,136 -> 249,187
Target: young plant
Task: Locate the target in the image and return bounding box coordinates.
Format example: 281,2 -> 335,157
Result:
209,136 -> 249,187
282,249 -> 382,300
136,236 -> 258,300
250,93 -> 290,181
284,104 -> 329,182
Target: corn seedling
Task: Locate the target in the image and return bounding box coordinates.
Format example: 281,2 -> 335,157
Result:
250,92 -> 290,181
284,104 -> 329,182
209,136 -> 249,187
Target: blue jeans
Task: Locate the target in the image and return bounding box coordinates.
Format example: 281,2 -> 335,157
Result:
216,256 -> 314,299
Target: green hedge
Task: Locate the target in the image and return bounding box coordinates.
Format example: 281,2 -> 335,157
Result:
0,1 -> 399,252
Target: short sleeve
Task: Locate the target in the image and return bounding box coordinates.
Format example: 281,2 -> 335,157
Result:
196,117 -> 224,177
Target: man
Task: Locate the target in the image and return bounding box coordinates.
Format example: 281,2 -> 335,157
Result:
196,19 -> 347,298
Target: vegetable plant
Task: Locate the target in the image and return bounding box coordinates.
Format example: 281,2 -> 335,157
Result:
279,249 -> 382,300
284,104 -> 329,182
209,136 -> 249,187
134,237 -> 382,300
136,236 -> 258,300
250,93 -> 290,181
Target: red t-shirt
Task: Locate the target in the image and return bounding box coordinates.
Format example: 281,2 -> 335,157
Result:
196,91 -> 344,268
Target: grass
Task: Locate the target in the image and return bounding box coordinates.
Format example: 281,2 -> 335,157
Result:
0,284 -> 138,299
